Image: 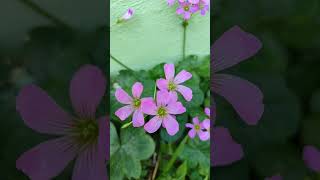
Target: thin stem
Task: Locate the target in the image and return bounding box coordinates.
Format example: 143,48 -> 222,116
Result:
18,0 -> 72,29
163,135 -> 188,173
151,153 -> 161,180
182,20 -> 188,60
110,54 -> 134,71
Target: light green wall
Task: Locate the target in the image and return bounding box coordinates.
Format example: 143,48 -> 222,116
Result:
110,0 -> 210,74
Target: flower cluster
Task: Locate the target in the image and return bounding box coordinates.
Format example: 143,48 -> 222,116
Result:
185,107 -> 210,140
167,0 -> 209,20
115,63 -> 210,140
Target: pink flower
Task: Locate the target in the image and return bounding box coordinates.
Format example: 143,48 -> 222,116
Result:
176,2 -> 199,20
186,117 -> 210,141
167,0 -> 176,6
197,0 -> 209,16
156,63 -> 193,101
142,90 -> 186,136
115,82 -> 151,127
122,8 -> 134,20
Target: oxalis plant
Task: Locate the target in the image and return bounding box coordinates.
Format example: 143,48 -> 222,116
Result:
110,1 -> 210,179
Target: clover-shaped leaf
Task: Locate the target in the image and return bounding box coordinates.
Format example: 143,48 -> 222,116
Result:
110,122 -> 155,179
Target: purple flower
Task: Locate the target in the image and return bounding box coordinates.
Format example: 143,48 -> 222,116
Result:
16,65 -> 107,179
211,105 -> 244,166
303,145 -> 320,172
211,26 -> 264,125
142,90 -> 186,136
265,175 -> 282,180
115,82 -> 151,127
186,117 -> 209,141
157,63 -> 193,101
176,2 -> 198,20
197,0 -> 209,16
122,8 -> 134,20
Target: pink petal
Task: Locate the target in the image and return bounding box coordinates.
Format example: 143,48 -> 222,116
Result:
132,110 -> 145,127
212,127 -> 243,166
16,137 -> 77,180
122,8 -> 134,20
177,85 -> 193,101
183,12 -> 191,20
167,101 -> 186,115
188,129 -> 196,138
303,145 -> 320,172
176,7 -> 184,15
141,98 -> 157,115
132,82 -> 143,98
198,130 -> 210,141
164,64 -> 175,80
185,123 -> 194,128
115,105 -> 134,121
168,91 -> 178,104
212,74 -> 264,125
156,78 -> 169,91
72,146 -> 107,180
70,65 -> 106,118
174,70 -> 192,84
167,0 -> 175,6
212,26 -> 262,73
188,0 -> 199,3
205,107 -> 210,117
201,119 -> 210,130
16,85 -> 73,135
144,116 -> 162,133
156,90 -> 170,106
163,115 -> 179,136
265,175 -> 282,180
192,117 -> 200,125
115,88 -> 132,104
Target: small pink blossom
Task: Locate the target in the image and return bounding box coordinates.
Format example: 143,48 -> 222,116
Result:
197,0 -> 209,16
186,117 -> 210,141
157,63 -> 193,101
176,2 -> 199,20
117,8 -> 134,23
142,90 -> 186,136
115,82 -> 151,127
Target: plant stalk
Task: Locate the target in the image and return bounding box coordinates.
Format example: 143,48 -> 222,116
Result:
110,54 -> 134,71
182,20 -> 188,60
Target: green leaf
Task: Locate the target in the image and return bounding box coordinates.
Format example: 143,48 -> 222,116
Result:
175,162 -> 187,179
110,122 -> 120,157
161,114 -> 188,143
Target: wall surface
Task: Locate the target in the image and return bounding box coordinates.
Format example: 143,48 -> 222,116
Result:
110,0 -> 210,74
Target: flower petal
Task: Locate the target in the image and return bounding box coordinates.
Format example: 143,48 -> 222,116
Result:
156,78 -> 169,91
212,26 -> 262,73
303,145 -> 320,172
188,129 -> 196,138
132,82 -> 143,98
16,85 -> 73,135
163,115 -> 179,136
115,105 -> 134,121
115,88 -> 132,104
177,85 -> 193,101
144,116 -> 162,133
176,7 -> 184,14
265,175 -> 282,180
164,63 -> 175,80
212,74 -> 264,125
167,101 -> 186,115
185,123 -> 194,128
167,0 -> 175,6
174,70 -> 192,84
157,90 -> 170,106
205,107 -> 210,117
70,65 -> 106,118
132,110 -> 145,127
201,119 -> 210,130
141,98 -> 157,115
212,127 -> 243,166
192,117 -> 200,125
72,145 -> 107,180
16,137 -> 77,180
183,12 -> 191,20
198,130 -> 210,141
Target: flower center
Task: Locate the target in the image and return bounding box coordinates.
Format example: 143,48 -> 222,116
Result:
157,107 -> 167,118
133,98 -> 141,108
195,124 -> 201,131
168,81 -> 176,91
74,119 -> 99,144
184,5 -> 190,11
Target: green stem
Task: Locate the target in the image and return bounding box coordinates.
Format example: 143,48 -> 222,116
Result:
18,0 -> 72,29
163,135 -> 188,173
110,54 -> 134,71
182,20 -> 188,60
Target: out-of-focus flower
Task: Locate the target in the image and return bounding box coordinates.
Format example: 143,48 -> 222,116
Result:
186,117 -> 209,141
176,2 -> 199,20
197,0 -> 209,16
303,145 -> 320,172
265,175 -> 282,180
211,26 -> 264,125
117,8 -> 134,23
16,65 -> 107,179
157,63 -> 193,101
115,82 -> 151,127
142,90 -> 186,135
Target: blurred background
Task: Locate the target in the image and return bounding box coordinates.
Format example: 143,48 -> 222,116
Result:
0,0 -> 108,179
212,0 -> 320,179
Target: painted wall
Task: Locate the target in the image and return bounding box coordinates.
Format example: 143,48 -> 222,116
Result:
110,0 -> 210,74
